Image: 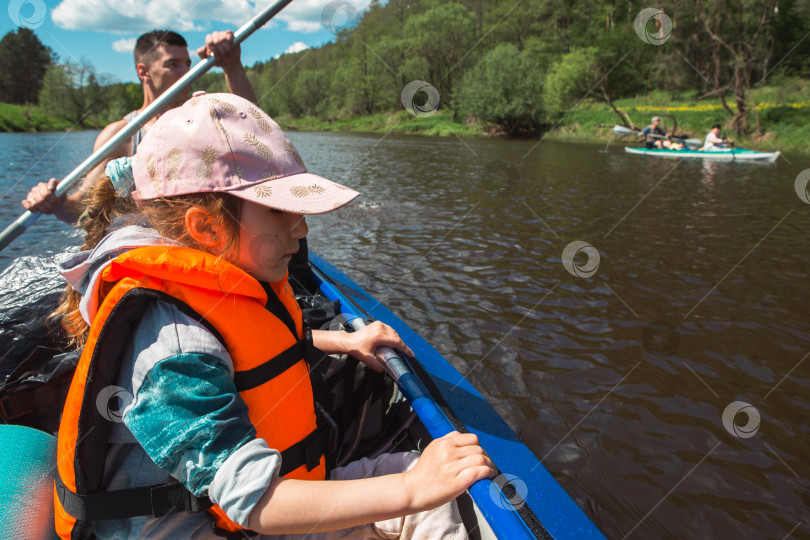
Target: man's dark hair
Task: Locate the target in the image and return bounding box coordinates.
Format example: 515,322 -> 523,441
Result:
134,30 -> 187,67
712,124 -> 722,130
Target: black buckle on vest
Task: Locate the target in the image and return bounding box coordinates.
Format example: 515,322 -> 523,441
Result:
149,483 -> 213,516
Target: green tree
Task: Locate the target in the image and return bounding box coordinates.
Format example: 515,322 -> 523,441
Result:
402,3 -> 479,109
294,69 -> 329,116
104,82 -> 142,125
0,28 -> 54,104
697,0 -> 780,134
457,43 -> 544,134
543,47 -> 599,118
39,60 -> 113,126
543,28 -> 655,128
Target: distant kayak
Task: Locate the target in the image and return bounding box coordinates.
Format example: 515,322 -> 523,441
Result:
625,146 -> 780,162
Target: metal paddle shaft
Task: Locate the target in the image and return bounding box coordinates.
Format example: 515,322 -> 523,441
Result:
0,0 -> 295,252
613,124 -> 702,146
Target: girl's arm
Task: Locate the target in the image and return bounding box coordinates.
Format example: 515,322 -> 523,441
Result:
311,321 -> 414,372
247,431 -> 494,534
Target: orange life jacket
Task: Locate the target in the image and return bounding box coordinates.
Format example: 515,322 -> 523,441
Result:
54,245 -> 329,539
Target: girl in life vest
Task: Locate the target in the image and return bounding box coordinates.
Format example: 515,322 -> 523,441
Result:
53,92 -> 495,540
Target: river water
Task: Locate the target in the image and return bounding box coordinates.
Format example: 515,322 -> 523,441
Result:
1,130 -> 808,539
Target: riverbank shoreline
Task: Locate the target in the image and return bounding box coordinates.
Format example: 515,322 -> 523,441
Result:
0,103 -> 107,133
4,90 -> 808,155
276,94 -> 809,155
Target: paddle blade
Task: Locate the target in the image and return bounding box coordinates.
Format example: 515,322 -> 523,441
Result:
613,125 -> 634,135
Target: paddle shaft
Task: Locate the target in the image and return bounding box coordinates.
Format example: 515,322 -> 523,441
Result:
613,124 -> 702,146
0,0 -> 295,252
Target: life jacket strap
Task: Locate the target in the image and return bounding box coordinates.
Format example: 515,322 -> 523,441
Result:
54,474 -> 213,521
278,420 -> 332,476
232,339 -> 305,392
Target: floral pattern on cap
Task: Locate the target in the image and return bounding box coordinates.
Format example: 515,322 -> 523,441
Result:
244,133 -> 273,160
291,185 -> 326,198
253,185 -> 272,198
166,150 -> 181,184
197,147 -> 217,180
248,107 -> 272,133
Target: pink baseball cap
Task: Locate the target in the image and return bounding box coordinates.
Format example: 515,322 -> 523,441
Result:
131,91 -> 359,214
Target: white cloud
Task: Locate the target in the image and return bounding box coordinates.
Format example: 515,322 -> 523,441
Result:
51,0 -> 371,35
274,41 -> 309,58
112,37 -> 137,53
285,20 -> 323,34
276,0 -> 370,34
51,0 -> 256,33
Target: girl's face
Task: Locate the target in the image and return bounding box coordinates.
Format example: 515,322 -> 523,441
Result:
236,199 -> 308,283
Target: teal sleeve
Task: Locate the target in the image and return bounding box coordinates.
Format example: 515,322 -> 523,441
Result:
123,352 -> 257,496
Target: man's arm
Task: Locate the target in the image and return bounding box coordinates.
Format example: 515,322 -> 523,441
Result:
197,30 -> 257,104
21,119 -> 131,224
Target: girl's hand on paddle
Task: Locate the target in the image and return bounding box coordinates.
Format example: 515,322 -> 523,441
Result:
402,432 -> 495,512
344,321 -> 413,372
22,178 -> 65,214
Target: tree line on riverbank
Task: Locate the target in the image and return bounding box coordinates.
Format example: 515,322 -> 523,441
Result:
1,0 -> 808,139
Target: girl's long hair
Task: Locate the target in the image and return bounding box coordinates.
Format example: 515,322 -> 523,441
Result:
51,176 -> 241,347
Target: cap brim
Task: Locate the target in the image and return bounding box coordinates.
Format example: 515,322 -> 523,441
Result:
223,173 -> 359,215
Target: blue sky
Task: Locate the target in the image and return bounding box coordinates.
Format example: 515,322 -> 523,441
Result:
2,0 -> 370,83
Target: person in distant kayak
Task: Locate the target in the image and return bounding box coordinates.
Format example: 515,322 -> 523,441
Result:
639,116 -> 671,149
52,92 -> 492,540
702,124 -> 733,150
21,29 -> 256,223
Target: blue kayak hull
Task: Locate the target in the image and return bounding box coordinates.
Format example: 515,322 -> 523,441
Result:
310,253 -> 607,540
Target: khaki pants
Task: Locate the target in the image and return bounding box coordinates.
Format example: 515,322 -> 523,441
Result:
261,452 -> 467,540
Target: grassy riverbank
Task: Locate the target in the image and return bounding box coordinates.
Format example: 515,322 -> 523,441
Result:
544,87 -> 810,154
282,79 -> 810,155
279,110 -> 483,137
4,80 -> 808,154
0,103 -> 75,132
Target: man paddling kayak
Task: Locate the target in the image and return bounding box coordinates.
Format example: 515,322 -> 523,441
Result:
702,124 -> 733,150
21,29 -> 256,223
640,116 -> 671,149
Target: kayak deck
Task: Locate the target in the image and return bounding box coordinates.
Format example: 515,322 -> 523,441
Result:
625,146 -> 780,162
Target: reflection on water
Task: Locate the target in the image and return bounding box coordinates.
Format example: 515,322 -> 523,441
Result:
1,130 -> 809,539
